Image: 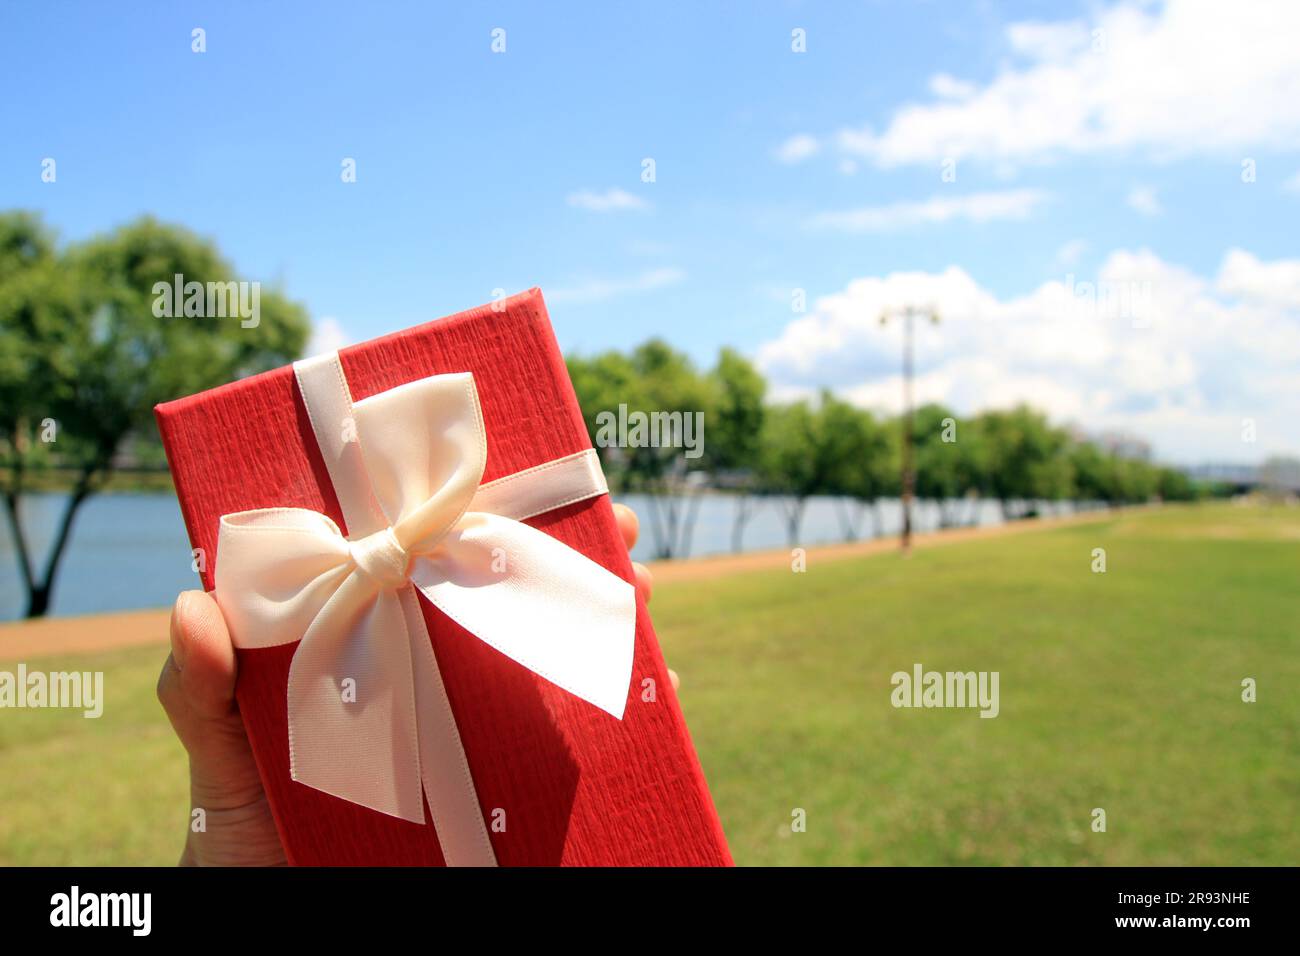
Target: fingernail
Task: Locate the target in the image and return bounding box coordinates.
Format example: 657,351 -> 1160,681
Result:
171,590 -> 199,668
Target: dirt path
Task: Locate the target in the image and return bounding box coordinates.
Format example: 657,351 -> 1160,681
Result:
649,507 -> 1111,583
0,508 -> 1115,661
0,608 -> 178,662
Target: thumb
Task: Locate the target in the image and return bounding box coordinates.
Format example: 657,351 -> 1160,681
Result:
157,590 -> 263,806
165,590 -> 237,720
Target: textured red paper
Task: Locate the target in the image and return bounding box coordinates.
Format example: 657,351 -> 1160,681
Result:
155,289 -> 732,866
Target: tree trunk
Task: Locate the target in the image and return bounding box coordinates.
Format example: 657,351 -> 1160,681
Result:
643,491 -> 672,559
24,479 -> 92,618
731,493 -> 759,553
642,479 -> 707,560
834,498 -> 864,542
26,584 -> 52,618
3,490 -> 35,594
783,497 -> 806,547
10,472 -> 95,619
676,488 -> 704,559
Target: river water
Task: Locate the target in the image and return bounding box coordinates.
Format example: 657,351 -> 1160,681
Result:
0,491 -> 1083,620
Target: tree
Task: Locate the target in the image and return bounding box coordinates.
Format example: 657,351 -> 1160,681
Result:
0,212 -> 66,614
977,405 -> 1073,519
629,340 -> 714,559
1115,457 -> 1157,505
913,404 -> 994,527
1156,466 -> 1197,502
761,391 -> 866,546
1027,436 -> 1076,513
826,405 -> 892,540
950,413 -> 992,525
760,400 -> 819,546
571,340 -> 713,559
1069,440 -> 1115,504
706,348 -> 767,552
913,404 -> 957,519
0,213 -> 310,617
1070,441 -> 1168,508
567,349 -> 640,492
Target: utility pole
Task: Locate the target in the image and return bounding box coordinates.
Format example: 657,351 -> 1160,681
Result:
880,305 -> 940,554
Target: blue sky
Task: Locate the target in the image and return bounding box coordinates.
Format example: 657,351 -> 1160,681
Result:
3,1 -> 1298,463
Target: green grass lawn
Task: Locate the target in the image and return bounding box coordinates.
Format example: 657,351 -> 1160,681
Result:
2,502 -> 1297,865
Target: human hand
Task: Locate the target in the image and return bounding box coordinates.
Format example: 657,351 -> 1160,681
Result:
157,503 -> 660,866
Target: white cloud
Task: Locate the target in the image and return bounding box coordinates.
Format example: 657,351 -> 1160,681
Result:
832,0 -> 1300,167
928,73 -> 978,100
773,134 -> 821,164
306,316 -> 350,357
1126,185 -> 1162,216
546,267 -> 686,305
755,248 -> 1300,461
806,188 -> 1049,233
1217,248 -> 1300,309
566,188 -> 650,213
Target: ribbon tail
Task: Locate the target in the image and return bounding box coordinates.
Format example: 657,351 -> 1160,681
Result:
399,587 -> 498,866
286,577 -> 427,823
409,512 -> 637,719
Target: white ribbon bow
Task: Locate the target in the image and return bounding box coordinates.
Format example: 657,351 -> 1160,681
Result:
213,353 -> 636,866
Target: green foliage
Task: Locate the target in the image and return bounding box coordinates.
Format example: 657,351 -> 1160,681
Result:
1069,440 -> 1113,502
0,212 -> 63,473
568,338 -> 1179,536
566,349 -> 640,468
628,339 -> 714,489
1156,466 -> 1198,502
820,397 -> 893,502
914,403 -> 993,501
2,212 -> 310,476
756,391 -> 890,502
0,210 -> 310,616
567,340 -> 718,557
976,405 -> 1076,505
758,399 -> 819,496
707,347 -> 765,475
55,217 -> 309,461
1070,438 -> 1172,505
568,339 -> 712,493
756,392 -> 904,542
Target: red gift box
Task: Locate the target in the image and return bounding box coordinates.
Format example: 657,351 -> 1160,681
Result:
155,289 -> 732,866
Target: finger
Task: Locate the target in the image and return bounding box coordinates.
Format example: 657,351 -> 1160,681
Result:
613,503 -> 639,552
668,669 -> 680,691
632,561 -> 653,604
168,589 -> 238,721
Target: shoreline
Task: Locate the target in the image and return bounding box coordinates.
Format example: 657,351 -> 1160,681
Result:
0,506 -> 1122,661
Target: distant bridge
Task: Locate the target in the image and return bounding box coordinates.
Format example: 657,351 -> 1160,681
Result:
1182,462 -> 1300,493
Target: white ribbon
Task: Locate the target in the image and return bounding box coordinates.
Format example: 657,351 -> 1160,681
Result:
213,352 -> 636,866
